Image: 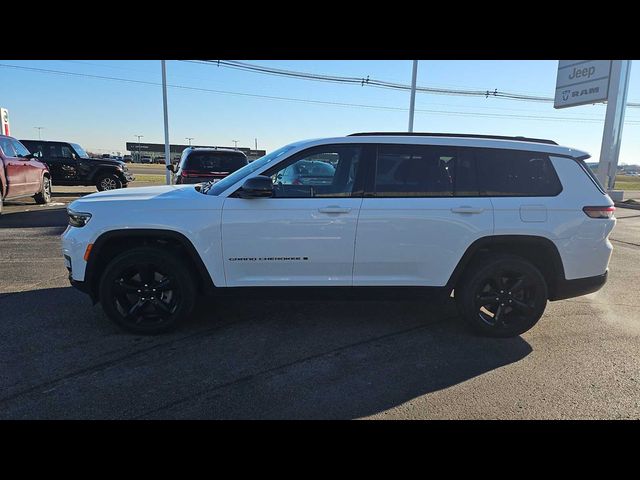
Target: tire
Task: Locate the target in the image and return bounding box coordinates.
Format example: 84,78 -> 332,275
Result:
98,246 -> 197,334
34,176 -> 52,204
456,254 -> 548,337
96,173 -> 123,191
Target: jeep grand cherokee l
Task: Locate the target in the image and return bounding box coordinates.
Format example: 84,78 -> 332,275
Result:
62,133 -> 616,337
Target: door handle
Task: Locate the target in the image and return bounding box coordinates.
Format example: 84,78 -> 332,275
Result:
318,206 -> 352,214
451,206 -> 484,214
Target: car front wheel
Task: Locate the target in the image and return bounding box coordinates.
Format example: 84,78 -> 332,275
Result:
96,174 -> 123,191
98,247 -> 197,334
456,254 -> 548,337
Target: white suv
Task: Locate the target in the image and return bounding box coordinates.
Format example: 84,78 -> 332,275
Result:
62,133 -> 616,337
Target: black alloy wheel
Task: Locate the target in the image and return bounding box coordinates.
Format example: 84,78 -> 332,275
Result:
99,247 -> 196,334
457,254 -> 548,337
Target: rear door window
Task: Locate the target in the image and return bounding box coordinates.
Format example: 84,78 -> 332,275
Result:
373,144 -> 456,197
474,148 -> 562,196
185,152 -> 248,173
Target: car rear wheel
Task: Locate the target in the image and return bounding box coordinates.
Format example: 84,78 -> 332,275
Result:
456,254 -> 548,337
96,174 -> 122,191
34,176 -> 52,204
98,247 -> 196,334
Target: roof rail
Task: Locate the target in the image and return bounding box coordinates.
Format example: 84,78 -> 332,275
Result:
347,132 -> 558,145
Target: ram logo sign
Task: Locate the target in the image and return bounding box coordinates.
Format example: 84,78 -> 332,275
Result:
554,60 -> 611,109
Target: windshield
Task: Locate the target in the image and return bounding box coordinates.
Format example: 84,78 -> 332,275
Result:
71,143 -> 90,159
206,143 -> 299,196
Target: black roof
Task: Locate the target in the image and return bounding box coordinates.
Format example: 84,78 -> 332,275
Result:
347,132 -> 558,146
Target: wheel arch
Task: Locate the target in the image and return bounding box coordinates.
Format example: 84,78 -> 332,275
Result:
85,228 -> 216,302
89,167 -> 120,184
0,167 -> 6,199
447,235 -> 566,300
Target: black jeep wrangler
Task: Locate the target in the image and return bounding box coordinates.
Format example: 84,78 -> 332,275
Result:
20,140 -> 135,191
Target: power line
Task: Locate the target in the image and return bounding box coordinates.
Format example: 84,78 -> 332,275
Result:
187,59 -> 640,108
2,62 -> 640,126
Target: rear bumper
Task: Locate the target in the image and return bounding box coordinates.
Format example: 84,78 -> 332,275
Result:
177,177 -> 224,185
551,270 -> 608,301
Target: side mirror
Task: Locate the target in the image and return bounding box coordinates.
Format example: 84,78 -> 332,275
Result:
238,175 -> 274,198
166,164 -> 176,173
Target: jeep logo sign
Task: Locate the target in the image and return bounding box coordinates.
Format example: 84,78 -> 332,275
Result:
554,60 -> 611,109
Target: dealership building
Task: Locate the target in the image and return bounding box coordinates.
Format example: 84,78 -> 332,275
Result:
125,142 -> 267,162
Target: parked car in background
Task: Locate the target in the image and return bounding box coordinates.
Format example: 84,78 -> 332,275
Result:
20,140 -> 135,191
170,147 -> 248,184
275,159 -> 336,186
0,135 -> 51,215
154,156 -> 166,164
123,155 -> 132,163
140,156 -> 152,164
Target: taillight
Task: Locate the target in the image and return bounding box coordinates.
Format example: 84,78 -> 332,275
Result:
583,206 -> 616,219
181,170 -> 199,177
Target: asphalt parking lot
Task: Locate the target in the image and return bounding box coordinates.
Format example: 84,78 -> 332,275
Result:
1,186 -> 639,419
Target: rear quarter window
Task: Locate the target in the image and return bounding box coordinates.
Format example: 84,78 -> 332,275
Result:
185,152 -> 248,172
474,148 -> 562,197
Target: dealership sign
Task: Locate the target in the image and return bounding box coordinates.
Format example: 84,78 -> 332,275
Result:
554,60 -> 612,109
0,108 -> 9,135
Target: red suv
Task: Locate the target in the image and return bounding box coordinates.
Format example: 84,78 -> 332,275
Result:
0,135 -> 51,215
171,147 -> 248,184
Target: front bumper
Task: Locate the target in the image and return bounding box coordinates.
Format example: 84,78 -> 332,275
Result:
551,270 -> 608,301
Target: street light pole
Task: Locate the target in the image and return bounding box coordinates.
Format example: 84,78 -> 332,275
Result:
34,127 -> 44,140
408,60 -> 419,133
161,60 -> 171,185
232,140 -> 238,149
186,137 -> 194,146
134,134 -> 143,163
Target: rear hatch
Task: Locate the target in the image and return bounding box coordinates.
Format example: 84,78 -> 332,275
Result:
179,151 -> 248,183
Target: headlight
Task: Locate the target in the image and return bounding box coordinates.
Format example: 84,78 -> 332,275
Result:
68,209 -> 92,227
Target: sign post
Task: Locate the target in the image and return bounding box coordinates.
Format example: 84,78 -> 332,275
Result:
595,60 -> 632,192
554,60 -> 632,198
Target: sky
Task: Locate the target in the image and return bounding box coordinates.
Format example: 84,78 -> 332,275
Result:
0,60 -> 638,164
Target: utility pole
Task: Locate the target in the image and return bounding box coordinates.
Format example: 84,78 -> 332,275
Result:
34,127 -> 44,140
408,60 -> 419,133
255,138 -> 258,150
134,134 -> 143,163
232,140 -> 239,149
185,137 -> 194,146
161,60 -> 171,185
